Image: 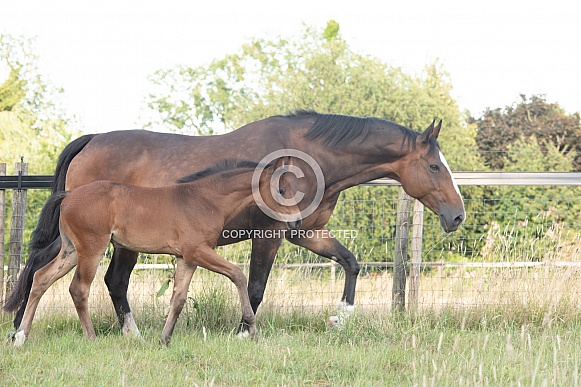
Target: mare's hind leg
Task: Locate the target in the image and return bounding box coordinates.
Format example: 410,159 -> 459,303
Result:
69,242 -> 109,340
192,246 -> 257,339
241,237 -> 282,335
14,241 -> 78,346
104,247 -> 140,338
160,258 -> 197,346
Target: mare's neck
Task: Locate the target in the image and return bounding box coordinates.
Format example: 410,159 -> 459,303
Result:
308,126 -> 414,195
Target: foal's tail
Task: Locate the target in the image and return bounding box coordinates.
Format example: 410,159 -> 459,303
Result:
3,134 -> 94,325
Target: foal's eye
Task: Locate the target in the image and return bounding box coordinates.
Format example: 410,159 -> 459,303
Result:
429,164 -> 440,173
278,188 -> 285,196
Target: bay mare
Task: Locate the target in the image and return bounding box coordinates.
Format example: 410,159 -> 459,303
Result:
5,110 -> 465,335
13,158 -> 302,346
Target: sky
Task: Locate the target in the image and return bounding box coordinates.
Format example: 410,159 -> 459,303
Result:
0,0 -> 580,133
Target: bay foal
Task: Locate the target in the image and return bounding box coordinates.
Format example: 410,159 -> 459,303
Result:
14,157 -> 302,346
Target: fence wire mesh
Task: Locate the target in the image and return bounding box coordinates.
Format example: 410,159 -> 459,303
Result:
1,185 -> 581,320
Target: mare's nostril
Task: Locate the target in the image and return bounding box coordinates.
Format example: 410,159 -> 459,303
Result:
453,214 -> 464,227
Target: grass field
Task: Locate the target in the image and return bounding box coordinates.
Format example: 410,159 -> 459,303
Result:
2,300 -> 581,386
2,226 -> 580,385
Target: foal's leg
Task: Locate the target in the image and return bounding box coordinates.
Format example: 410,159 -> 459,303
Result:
14,242 -> 78,346
194,246 -> 256,339
13,237 -> 62,329
69,243 -> 109,340
160,258 -> 197,346
104,247 -> 140,338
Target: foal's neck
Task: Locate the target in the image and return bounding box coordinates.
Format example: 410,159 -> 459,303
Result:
183,170 -> 258,214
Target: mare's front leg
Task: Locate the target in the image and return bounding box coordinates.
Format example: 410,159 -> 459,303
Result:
237,236 -> 282,335
287,228 -> 360,326
160,258 -> 196,346
104,247 -> 140,337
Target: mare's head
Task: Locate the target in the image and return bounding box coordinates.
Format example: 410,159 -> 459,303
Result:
397,120 -> 465,232
253,156 -> 303,230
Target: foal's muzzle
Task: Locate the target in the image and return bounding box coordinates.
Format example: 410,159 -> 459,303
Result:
286,219 -> 302,231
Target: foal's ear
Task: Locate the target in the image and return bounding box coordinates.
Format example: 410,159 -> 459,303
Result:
273,156 -> 293,170
419,119 -> 442,143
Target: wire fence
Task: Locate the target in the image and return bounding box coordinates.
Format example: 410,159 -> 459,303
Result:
1,166 -> 581,320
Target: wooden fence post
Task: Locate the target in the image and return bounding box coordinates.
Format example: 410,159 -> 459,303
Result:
408,200 -> 424,311
6,161 -> 28,297
0,163 -> 5,303
392,187 -> 412,312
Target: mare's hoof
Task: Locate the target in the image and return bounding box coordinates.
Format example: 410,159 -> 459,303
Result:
328,302 -> 356,330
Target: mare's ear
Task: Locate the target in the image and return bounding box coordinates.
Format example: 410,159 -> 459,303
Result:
418,119 -> 442,144
433,119 -> 442,138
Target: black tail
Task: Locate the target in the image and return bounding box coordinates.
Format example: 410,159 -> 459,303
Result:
3,134 -> 95,325
52,134 -> 96,193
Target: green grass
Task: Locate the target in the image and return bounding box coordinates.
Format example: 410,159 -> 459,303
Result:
2,304 -> 581,386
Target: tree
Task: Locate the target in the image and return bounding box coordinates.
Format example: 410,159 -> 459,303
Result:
0,66 -> 26,111
1,34 -> 78,262
0,34 -> 77,174
471,95 -> 581,171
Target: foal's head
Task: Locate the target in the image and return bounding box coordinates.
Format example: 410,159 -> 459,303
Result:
397,120 -> 465,232
253,156 -> 303,230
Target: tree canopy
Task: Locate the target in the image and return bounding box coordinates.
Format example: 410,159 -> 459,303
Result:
471,95 -> 581,171
0,66 -> 26,112
0,35 -> 76,174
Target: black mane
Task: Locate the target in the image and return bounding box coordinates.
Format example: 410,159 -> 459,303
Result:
177,159 -> 267,183
282,110 -> 433,152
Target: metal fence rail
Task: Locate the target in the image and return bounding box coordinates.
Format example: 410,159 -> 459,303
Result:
364,172 -> 581,186
1,162 -> 581,316
2,172 -> 581,190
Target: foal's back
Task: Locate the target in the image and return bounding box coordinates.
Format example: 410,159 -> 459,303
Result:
60,181 -> 212,256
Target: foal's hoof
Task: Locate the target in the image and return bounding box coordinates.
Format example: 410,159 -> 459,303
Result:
13,331 -> 26,347
5,331 -> 16,344
327,315 -> 341,328
236,326 -> 257,341
236,330 -> 250,339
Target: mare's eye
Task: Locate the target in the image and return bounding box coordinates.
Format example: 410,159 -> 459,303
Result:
278,188 -> 285,196
429,164 -> 440,173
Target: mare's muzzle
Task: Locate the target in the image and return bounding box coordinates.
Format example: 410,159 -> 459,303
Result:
439,209 -> 465,233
